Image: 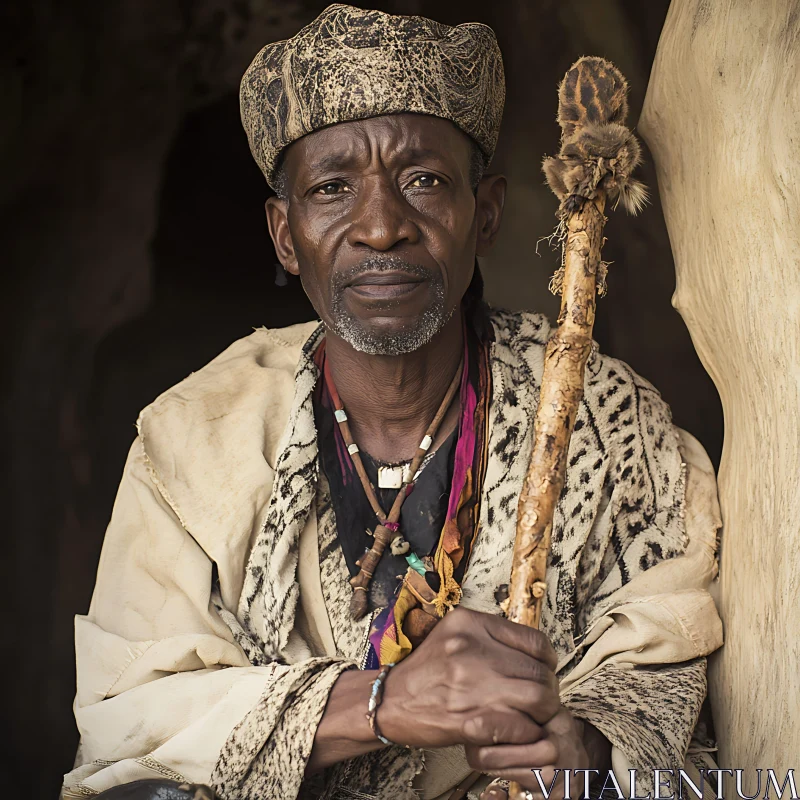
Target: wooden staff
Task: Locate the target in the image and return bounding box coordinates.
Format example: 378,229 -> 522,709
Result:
501,56 -> 647,800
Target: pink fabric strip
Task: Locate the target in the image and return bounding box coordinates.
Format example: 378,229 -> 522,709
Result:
446,341 -> 476,521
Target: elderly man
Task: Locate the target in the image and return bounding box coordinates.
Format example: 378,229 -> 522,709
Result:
63,6 -> 722,800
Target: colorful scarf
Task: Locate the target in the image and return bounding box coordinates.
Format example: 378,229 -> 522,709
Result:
364,326 -> 491,667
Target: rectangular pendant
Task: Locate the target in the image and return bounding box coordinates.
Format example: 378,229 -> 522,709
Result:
377,465 -> 405,489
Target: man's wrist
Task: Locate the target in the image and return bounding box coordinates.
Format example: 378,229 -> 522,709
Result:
373,662 -> 410,748
307,669 -> 388,774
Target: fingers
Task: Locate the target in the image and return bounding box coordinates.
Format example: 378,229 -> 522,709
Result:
460,709 -> 544,746
466,710 -> 587,794
455,679 -> 560,744
404,608 -> 564,752
546,708 -> 579,738
483,678 -> 561,725
466,739 -> 559,772
488,647 -> 560,689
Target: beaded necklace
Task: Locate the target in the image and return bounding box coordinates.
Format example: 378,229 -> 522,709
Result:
322,355 -> 464,620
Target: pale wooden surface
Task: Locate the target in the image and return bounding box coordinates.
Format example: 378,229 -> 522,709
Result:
640,0 -> 800,774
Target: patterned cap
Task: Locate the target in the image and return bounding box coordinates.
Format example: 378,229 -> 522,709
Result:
240,4 -> 505,188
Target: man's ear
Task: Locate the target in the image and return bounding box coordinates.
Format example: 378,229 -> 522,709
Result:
475,173 -> 507,257
265,196 -> 300,275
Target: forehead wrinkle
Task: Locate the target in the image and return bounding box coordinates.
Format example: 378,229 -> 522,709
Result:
303,135 -> 365,175
297,116 -> 470,183
318,119 -> 412,175
363,118 -> 460,172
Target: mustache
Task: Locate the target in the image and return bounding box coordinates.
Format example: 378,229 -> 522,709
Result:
331,254 -> 437,291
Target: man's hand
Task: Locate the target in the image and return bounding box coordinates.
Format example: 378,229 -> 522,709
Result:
468,710 -> 588,799
470,714 -> 613,800
379,607 -> 560,750
308,606 -> 610,778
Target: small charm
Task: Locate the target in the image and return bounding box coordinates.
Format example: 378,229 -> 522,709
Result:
391,536 -> 411,556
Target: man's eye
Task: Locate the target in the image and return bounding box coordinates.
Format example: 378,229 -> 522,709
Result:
314,181 -> 348,195
408,174 -> 442,189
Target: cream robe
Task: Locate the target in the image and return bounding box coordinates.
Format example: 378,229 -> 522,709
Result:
63,311 -> 723,800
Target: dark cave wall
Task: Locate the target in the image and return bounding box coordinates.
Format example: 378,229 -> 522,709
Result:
2,1 -> 722,796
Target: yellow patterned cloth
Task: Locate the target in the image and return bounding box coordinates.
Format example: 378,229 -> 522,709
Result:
239,4 -> 505,187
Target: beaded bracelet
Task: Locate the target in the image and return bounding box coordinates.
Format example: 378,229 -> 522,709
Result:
366,662 -> 408,748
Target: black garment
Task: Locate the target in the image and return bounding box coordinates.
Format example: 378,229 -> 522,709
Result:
315,398 -> 457,610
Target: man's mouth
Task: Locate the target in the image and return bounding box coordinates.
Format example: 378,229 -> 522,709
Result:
346,271 -> 426,299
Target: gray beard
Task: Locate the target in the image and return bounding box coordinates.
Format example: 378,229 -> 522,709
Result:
327,255 -> 454,356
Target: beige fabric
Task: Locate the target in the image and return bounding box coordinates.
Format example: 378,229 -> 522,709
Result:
65,437 -> 351,798
612,747 -> 720,800
64,320 -> 722,798
66,439 -> 280,794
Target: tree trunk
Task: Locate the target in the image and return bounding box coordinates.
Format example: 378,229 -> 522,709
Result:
640,0 -> 800,776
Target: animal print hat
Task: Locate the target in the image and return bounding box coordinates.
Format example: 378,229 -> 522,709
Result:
239,4 -> 505,188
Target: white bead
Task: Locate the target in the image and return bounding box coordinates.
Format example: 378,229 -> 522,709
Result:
420,434 -> 433,451
347,443 -> 359,455
334,409 -> 348,423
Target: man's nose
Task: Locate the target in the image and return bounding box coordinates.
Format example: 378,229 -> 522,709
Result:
346,180 -> 421,251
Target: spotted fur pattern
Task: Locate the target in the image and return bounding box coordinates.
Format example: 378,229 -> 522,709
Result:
235,325 -> 325,660
214,309 -> 700,797
561,659 -> 708,797
461,310 -> 687,658
211,659 -> 355,800
315,476 -> 427,800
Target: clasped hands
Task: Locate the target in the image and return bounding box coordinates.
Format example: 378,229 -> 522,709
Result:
378,607 -> 601,799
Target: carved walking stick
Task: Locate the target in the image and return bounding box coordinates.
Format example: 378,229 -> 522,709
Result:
501,56 -> 647,800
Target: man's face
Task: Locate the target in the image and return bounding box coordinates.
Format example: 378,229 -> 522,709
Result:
266,114 -> 502,355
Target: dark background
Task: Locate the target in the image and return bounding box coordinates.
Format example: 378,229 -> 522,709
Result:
2,1 -> 722,797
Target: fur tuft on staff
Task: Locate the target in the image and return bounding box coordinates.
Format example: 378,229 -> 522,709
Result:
543,56 -> 648,217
